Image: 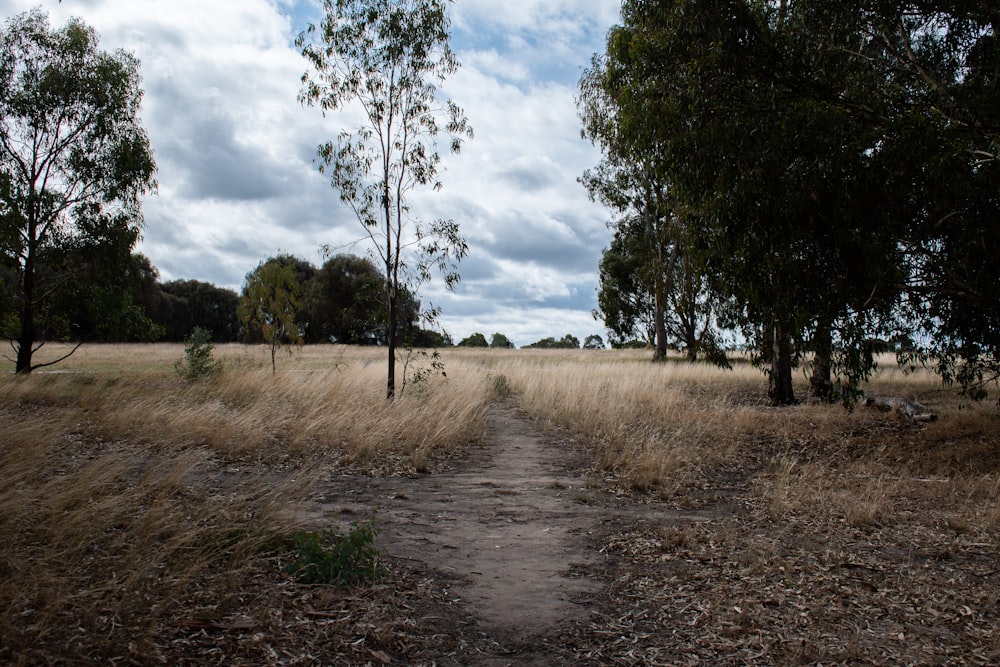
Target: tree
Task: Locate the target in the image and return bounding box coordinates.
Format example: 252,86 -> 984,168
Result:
583,334 -> 605,350
155,279 -> 240,342
835,2 -> 1000,400
457,332 -> 488,348
0,10 -> 156,373
489,332 -> 514,349
524,334 -> 580,349
579,18 -> 734,368
239,258 -> 303,374
298,0 -> 473,400
594,0 -> 905,405
594,219 -> 729,364
298,253 -> 419,345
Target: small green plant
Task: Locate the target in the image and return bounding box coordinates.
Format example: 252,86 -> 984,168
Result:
174,327 -> 222,380
490,373 -> 510,398
400,348 -> 446,397
284,518 -> 383,586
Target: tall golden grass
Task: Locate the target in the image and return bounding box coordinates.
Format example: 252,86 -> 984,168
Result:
1,343 -> 997,662
487,348 -> 999,530
0,343 -> 492,663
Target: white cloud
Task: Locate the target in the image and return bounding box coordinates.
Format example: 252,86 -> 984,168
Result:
0,0 -> 620,345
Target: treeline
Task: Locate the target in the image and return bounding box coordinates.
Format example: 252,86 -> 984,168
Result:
108,252 -> 450,346
580,1 -> 1000,403
455,333 -> 607,349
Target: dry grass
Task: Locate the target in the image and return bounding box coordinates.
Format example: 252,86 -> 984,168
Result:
0,343 -> 491,664
2,343 -> 998,663
3,343 -> 490,467
479,349 -> 1000,665
485,348 -> 999,526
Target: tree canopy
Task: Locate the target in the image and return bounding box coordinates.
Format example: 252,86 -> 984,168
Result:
239,256 -> 303,374
0,10 -> 156,373
457,332 -> 488,348
584,0 -> 999,403
524,334 -> 581,350
298,0 -> 472,399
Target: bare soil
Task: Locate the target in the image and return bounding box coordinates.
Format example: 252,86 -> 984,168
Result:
305,401 -> 703,664
14,396 -> 995,665
280,400 -> 999,666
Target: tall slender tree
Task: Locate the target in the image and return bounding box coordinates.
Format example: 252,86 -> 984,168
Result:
297,0 -> 472,400
0,10 -> 156,373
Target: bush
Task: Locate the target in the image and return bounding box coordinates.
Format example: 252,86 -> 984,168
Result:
174,326 -> 222,380
490,373 -> 511,398
284,518 -> 383,587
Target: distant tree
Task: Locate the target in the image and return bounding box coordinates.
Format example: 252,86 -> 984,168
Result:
524,334 -> 580,349
409,328 -> 452,348
560,334 -> 581,349
489,332 -> 515,349
300,254 -> 387,344
239,258 -> 303,374
457,332 -> 488,348
157,279 -> 240,342
595,221 -> 729,363
0,10 -> 156,373
298,0 -> 473,400
299,253 -> 420,345
583,334 -> 605,350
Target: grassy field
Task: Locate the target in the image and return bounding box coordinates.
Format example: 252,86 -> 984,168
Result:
2,343 -> 998,663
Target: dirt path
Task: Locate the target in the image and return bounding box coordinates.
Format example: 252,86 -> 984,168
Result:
310,401 -> 685,661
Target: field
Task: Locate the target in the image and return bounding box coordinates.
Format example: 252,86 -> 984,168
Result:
2,343 -> 998,665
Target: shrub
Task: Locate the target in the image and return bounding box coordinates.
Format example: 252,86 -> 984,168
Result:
284,518 -> 383,587
174,326 -> 222,380
490,373 -> 511,398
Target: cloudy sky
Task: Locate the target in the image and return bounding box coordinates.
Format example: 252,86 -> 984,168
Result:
2,0 -> 621,347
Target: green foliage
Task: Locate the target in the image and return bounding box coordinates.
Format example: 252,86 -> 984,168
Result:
489,332 -> 515,349
524,334 -> 581,349
583,334 -> 605,350
239,256 -> 303,374
490,373 -> 511,398
400,348 -> 446,398
0,10 -> 157,373
299,253 -> 420,345
155,279 -> 240,343
297,0 -> 472,400
586,0 -> 1000,402
174,327 -> 222,381
284,519 -> 383,587
457,332 -> 488,347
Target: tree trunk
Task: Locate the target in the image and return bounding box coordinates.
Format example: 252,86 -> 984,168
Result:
15,232 -> 36,375
768,321 -> 796,405
653,273 -> 667,362
386,286 -> 397,401
810,323 -> 834,402
384,178 -> 396,402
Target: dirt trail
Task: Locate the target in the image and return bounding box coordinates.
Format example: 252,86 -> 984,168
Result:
311,402 -> 701,660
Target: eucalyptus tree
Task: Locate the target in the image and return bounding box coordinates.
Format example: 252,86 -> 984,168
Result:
819,2 -> 1000,399
298,253 -> 420,345
489,332 -> 514,349
239,257 -> 303,375
597,0 -> 904,404
298,0 -> 472,400
596,215 -> 729,364
0,10 -> 156,373
579,49 -> 692,363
